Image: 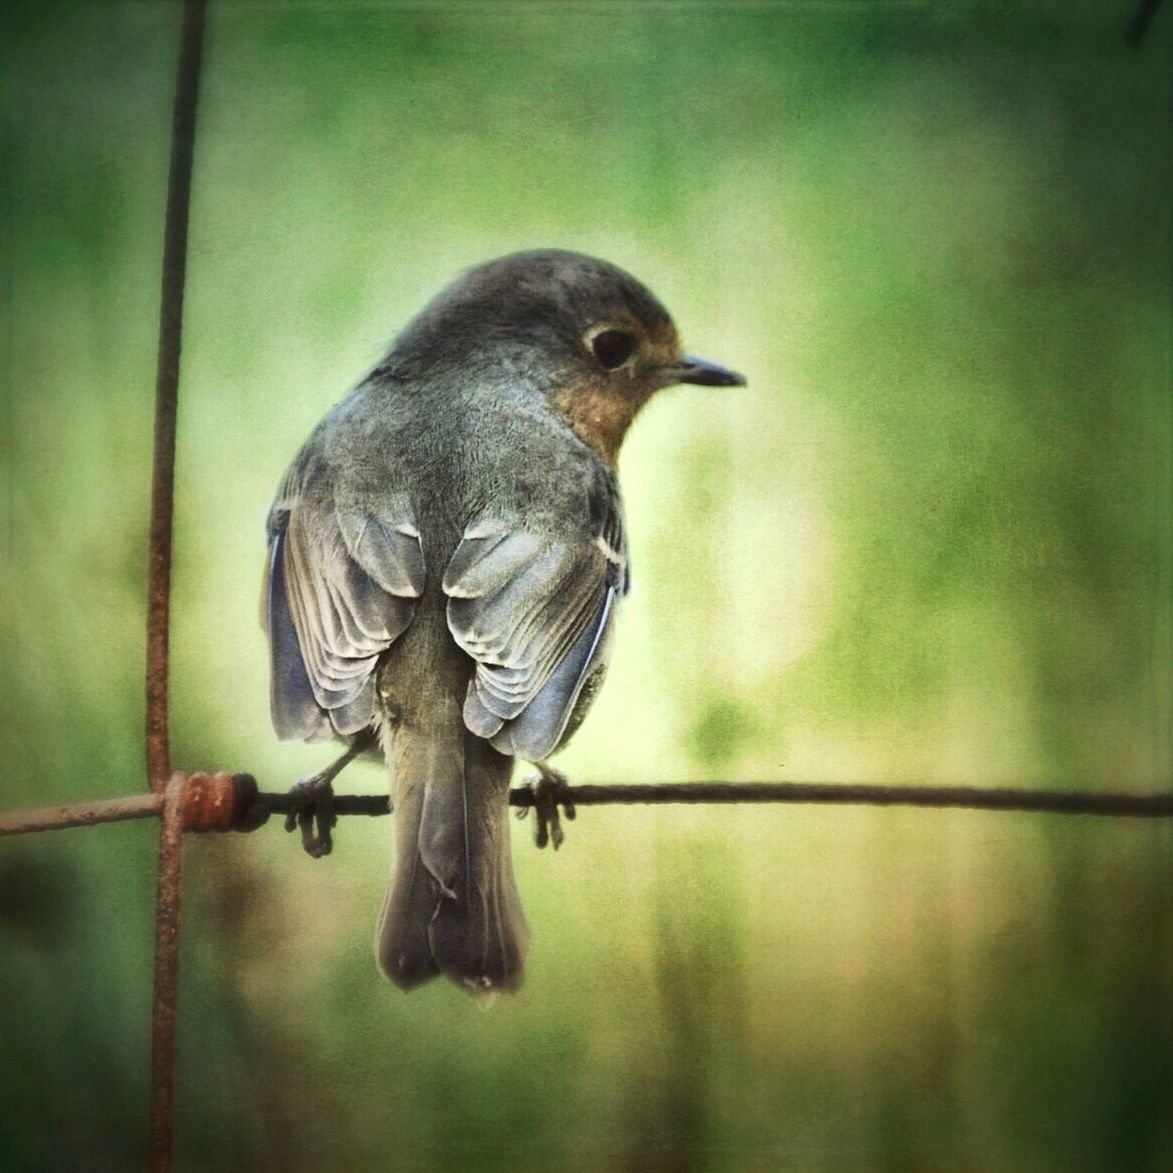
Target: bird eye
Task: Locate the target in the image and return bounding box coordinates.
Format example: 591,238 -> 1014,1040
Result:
590,329 -> 636,371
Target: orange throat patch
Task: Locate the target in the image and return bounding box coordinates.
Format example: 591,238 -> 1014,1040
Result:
551,381 -> 653,468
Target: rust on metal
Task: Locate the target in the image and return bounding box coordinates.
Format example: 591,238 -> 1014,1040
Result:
148,773 -> 187,1172
178,771 -> 238,832
145,0 -> 208,793
0,792 -> 165,838
0,772 -> 259,839
1,777 -> 1169,846
145,0 -> 208,1167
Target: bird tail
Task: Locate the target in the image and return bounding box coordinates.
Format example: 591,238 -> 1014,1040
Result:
375,698 -> 527,993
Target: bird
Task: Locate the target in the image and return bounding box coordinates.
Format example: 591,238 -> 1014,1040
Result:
262,249 -> 745,993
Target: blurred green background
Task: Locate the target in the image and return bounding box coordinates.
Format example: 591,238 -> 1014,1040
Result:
2,1 -> 1170,1169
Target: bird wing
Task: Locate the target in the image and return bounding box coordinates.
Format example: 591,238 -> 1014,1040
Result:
263,475 -> 425,742
443,469 -> 629,761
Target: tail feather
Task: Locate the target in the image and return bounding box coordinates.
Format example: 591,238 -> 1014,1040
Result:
375,707 -> 527,993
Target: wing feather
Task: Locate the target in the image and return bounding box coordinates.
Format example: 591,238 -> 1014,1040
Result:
264,490 -> 424,741
444,467 -> 629,760
267,527 -> 332,742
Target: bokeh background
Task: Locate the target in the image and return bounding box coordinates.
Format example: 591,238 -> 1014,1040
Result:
2,1 -> 1170,1169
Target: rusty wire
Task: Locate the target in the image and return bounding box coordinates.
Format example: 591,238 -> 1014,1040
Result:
0,792 -> 165,837
3,773 -> 1170,928
144,1 -> 208,1169
146,0 -> 207,794
3,776 -> 1171,840
149,775 -> 187,1173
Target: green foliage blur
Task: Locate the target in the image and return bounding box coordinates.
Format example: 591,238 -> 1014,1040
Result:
2,1 -> 1169,1169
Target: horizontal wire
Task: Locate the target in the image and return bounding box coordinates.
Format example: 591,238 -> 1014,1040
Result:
3,779 -> 1171,839
281,781 -> 1173,819
0,792 -> 165,837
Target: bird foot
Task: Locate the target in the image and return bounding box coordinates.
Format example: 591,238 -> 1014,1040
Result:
517,764 -> 575,850
284,773 -> 336,858
282,730 -> 376,858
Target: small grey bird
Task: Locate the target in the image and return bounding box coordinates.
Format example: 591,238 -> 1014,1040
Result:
264,250 -> 744,993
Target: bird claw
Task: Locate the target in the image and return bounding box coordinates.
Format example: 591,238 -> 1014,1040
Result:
283,774 -> 337,858
281,731 -> 375,858
516,765 -> 575,850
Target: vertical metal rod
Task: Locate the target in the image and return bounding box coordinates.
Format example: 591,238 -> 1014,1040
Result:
146,1 -> 208,1168
145,0 -> 208,792
148,774 -> 187,1172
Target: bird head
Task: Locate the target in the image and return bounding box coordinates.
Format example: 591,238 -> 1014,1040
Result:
385,249 -> 745,465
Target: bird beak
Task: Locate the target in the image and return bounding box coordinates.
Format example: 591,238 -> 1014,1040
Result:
669,354 -> 747,387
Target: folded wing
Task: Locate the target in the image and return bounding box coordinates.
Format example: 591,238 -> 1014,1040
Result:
443,477 -> 628,761
263,487 -> 425,741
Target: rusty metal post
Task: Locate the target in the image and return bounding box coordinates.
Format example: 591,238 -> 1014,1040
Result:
149,774 -> 188,1172
145,0 -> 207,793
145,1 -> 208,1169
